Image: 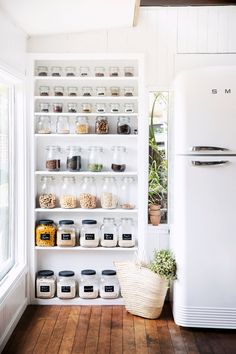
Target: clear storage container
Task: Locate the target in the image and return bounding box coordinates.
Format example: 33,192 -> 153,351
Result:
100,218 -> 117,247
95,116 -> 109,134
79,177 -> 97,209
100,270 -> 119,298
117,116 -> 131,134
54,86 -> 64,96
68,103 -> 77,113
80,67 -> 89,77
81,103 -> 92,113
37,66 -> 48,76
39,102 -> 50,113
57,271 -> 76,299
36,270 -> 56,298
57,220 -> 76,247
79,269 -> 99,298
66,146 -> 81,171
35,220 -> 56,247
82,87 -> 92,96
96,87 -> 106,96
56,116 -> 70,134
75,116 -> 89,134
109,67 -> 119,77
60,176 -> 77,209
124,87 -> 134,97
95,67 -> 105,77
65,66 -> 76,77
53,103 -> 63,113
95,103 -> 106,113
124,103 -> 134,113
46,145 -> 61,171
124,67 -> 134,77
39,86 -> 50,96
68,87 -> 78,96
110,87 -> 120,96
101,177 -> 118,209
38,176 -> 56,209
51,66 -> 62,77
110,103 -> 120,113
88,146 -> 104,172
37,116 -> 51,134
80,220 -> 99,247
118,218 -> 135,247
111,146 -> 126,172
120,177 -> 136,209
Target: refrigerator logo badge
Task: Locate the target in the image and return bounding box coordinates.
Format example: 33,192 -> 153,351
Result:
211,89 -> 231,94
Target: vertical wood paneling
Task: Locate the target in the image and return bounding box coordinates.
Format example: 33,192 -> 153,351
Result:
207,7 -> 219,52
196,8 -> 209,52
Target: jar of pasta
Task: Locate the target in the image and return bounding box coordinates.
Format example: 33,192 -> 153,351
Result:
36,270 -> 56,298
60,176 -> 77,209
80,220 -> 99,247
57,271 -> 76,299
100,270 -> 120,299
79,269 -> 99,298
57,220 -> 76,247
36,220 -> 56,247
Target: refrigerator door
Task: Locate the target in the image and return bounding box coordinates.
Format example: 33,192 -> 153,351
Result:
173,66 -> 236,155
171,155 -> 236,328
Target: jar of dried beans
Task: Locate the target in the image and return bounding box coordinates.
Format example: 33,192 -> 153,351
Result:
37,66 -> 48,76
79,177 -> 97,209
38,176 -> 56,209
95,116 -> 109,134
101,177 -> 118,209
60,176 -> 77,209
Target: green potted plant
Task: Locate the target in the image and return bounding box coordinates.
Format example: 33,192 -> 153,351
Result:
149,249 -> 177,282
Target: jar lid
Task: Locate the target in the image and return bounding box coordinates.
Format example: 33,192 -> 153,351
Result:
59,220 -> 74,225
82,219 -> 97,225
59,270 -> 75,277
38,219 -> 54,225
81,269 -> 96,275
37,270 -> 54,276
102,270 -> 116,276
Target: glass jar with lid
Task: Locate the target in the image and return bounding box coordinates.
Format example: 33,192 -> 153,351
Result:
65,66 -> 76,77
96,87 -> 106,96
68,103 -> 77,113
46,145 -> 61,171
37,116 -> 51,134
110,103 -> 120,113
35,220 -> 56,247
39,86 -> 50,96
53,103 -> 63,113
79,269 -> 99,298
80,67 -> 90,77
51,66 -> 62,76
118,218 -> 135,247
37,66 -> 48,76
38,176 -> 56,209
60,176 -> 77,209
54,86 -> 64,96
124,66 -> 134,77
57,271 -> 76,299
79,177 -> 97,209
124,103 -> 134,113
57,220 -> 76,247
100,270 -> 120,298
36,270 -> 56,298
101,177 -> 118,209
80,220 -> 99,247
124,87 -> 134,97
95,116 -> 109,134
111,146 -> 126,172
68,87 -> 78,96
117,116 -> 131,134
110,87 -> 120,96
82,87 -> 92,96
81,103 -> 92,113
95,67 -> 105,77
95,103 -> 106,113
39,102 -> 50,113
120,177 -> 136,209
66,146 -> 81,171
100,218 -> 117,247
75,116 -> 89,134
57,116 -> 70,134
109,67 -> 119,77
88,146 -> 104,172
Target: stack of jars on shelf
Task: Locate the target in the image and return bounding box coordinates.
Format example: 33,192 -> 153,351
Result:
36,268 -> 120,300
35,218 -> 136,248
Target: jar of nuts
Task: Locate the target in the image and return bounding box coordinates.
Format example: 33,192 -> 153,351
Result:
75,116 -> 89,134
88,146 -> 104,172
101,177 -> 118,209
79,177 -> 97,209
95,116 -> 109,134
60,176 -> 77,209
38,176 -> 56,209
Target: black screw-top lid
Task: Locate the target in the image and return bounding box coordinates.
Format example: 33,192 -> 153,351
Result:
59,220 -> 74,225
37,270 -> 54,276
102,270 -> 116,276
81,269 -> 96,275
38,219 -> 54,225
82,220 -> 97,225
58,270 -> 75,277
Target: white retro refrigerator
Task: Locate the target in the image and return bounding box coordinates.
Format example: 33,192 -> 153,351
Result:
170,66 -> 236,328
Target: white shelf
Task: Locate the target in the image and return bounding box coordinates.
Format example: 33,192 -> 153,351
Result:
35,171 -> 138,176
34,96 -> 138,100
35,246 -> 138,252
34,76 -> 138,81
35,208 -> 138,213
32,297 -> 124,306
35,134 -> 138,138
34,112 -> 138,117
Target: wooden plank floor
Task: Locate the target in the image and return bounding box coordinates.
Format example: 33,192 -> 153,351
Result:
3,302 -> 236,354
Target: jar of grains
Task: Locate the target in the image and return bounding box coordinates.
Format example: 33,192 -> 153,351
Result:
80,220 -> 99,247
100,218 -> 118,247
37,116 -> 51,134
111,146 -> 126,172
124,87 -> 134,97
68,86 -> 78,96
66,146 -> 81,172
38,176 -> 56,209
95,116 -> 109,134
95,67 -> 105,77
118,218 -> 135,247
65,66 -> 76,77
75,116 -> 89,134
56,116 -> 70,134
88,146 -> 104,172
109,67 -> 119,77
100,270 -> 120,299
51,66 -> 62,77
110,87 -> 120,96
124,66 -> 134,77
79,269 -> 99,298
81,103 -> 92,113
57,271 -> 76,299
60,176 -> 77,209
117,116 -> 131,134
54,86 -> 64,96
37,66 -> 48,76
68,103 -> 77,113
36,270 -> 56,298
79,177 -> 97,209
120,177 -> 136,209
46,146 -> 61,171
35,220 -> 56,247
39,86 -> 50,96
101,177 -> 118,209
57,220 -> 76,247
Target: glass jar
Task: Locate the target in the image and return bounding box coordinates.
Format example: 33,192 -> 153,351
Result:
95,103 -> 106,113
57,116 -> 70,134
37,66 -> 48,76
65,66 -> 76,77
54,86 -> 64,96
120,177 -> 136,209
36,270 -> 56,298
57,220 -> 76,247
60,176 -> 77,209
80,67 -> 90,77
82,87 -> 93,96
109,67 -> 119,77
101,177 -> 118,209
80,220 -> 99,247
39,102 -> 50,113
100,218 -> 117,247
124,87 -> 134,97
67,103 -> 77,113
35,220 -> 56,247
37,116 -> 51,134
57,271 -> 76,299
75,116 -> 89,134
110,87 -> 120,96
124,66 -> 134,77
111,146 -> 126,172
110,103 -> 120,113
39,86 -> 50,96
79,177 -> 97,208
38,176 -> 56,209
51,66 -> 62,77
118,218 -> 135,247
117,116 -> 131,134
88,146 -> 104,172
79,270 -> 98,298
124,103 -> 134,113
68,87 -> 78,96
46,145 -> 61,171
95,67 -> 105,77
53,103 -> 63,113
96,87 -> 106,96
81,103 -> 92,113
66,146 -> 81,171
95,116 -> 109,134
100,270 -> 119,298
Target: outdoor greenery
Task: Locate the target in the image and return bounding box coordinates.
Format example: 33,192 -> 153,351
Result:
149,249 -> 177,281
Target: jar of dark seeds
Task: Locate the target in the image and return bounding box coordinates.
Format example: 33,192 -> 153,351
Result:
51,66 -> 62,77
65,66 -> 76,77
82,87 -> 92,96
68,87 -> 78,96
109,67 -> 119,77
124,66 -> 134,77
111,146 -> 126,172
53,103 -> 63,113
80,67 -> 89,77
95,67 -> 105,77
54,86 -> 64,96
95,116 -> 109,134
67,103 -> 77,113
46,146 -> 61,171
66,146 -> 82,172
117,116 -> 131,134
39,102 -> 50,113
37,66 -> 48,76
39,86 -> 50,96
124,87 -> 134,97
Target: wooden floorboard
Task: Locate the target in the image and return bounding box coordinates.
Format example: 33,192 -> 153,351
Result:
3,302 -> 236,354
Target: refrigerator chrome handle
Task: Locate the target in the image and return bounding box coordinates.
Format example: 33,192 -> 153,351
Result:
192,160 -> 229,166
190,146 -> 229,152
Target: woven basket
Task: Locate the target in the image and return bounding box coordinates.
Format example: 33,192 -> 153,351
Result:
114,261 -> 169,319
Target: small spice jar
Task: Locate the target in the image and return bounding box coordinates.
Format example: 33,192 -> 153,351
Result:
111,146 -> 126,172
36,270 -> 56,298
65,66 -> 76,77
117,116 -> 131,134
57,116 -> 70,134
37,66 -> 48,76
95,67 -> 105,77
39,86 -> 50,96
60,176 -> 77,209
51,66 -> 62,77
35,220 -> 56,247
67,103 -> 77,113
100,218 -> 117,247
46,145 -> 61,171
124,87 -> 134,97
66,146 -> 81,171
38,176 -> 56,209
57,271 -> 76,299
82,87 -> 92,96
101,177 -> 118,209
88,146 -> 104,172
68,87 -> 78,97
109,67 -> 119,77
81,103 -> 92,113
54,86 -> 64,96
110,87 -> 120,96
39,102 -> 50,113
80,220 -> 99,247
57,220 -> 76,247
124,103 -> 134,113
95,103 -> 106,113
75,116 -> 89,134
95,116 -> 109,134
124,66 -> 134,77
80,67 -> 90,77
110,103 -> 120,113
120,177 -> 136,209
79,177 -> 97,208
100,270 -> 120,298
118,218 -> 135,247
96,87 -> 106,96
37,116 -> 51,134
79,270 -> 99,298
53,103 -> 63,113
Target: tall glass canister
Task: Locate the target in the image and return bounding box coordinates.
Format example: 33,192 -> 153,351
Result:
100,218 -> 118,247
60,176 -> 77,209
118,218 -> 135,247
120,177 -> 136,209
38,176 -> 56,209
79,177 -> 97,209
101,177 -> 118,209
45,146 -> 61,171
111,146 -> 126,172
88,146 -> 104,172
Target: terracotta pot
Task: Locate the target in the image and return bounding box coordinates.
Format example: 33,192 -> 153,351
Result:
148,204 -> 161,211
149,210 -> 161,217
150,214 -> 161,226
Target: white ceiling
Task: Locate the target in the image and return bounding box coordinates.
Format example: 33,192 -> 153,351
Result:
0,0 -> 137,36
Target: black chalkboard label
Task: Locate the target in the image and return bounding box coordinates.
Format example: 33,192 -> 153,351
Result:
61,286 -> 71,293
85,233 -> 95,240
105,285 -> 114,292
40,234 -> 50,241
40,285 -> 50,292
61,234 -> 71,240
122,234 -> 132,241
104,233 -> 114,240
84,286 -> 94,292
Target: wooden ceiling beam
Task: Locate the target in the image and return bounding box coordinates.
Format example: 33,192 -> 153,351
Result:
141,0 -> 236,5
133,0 -> 141,26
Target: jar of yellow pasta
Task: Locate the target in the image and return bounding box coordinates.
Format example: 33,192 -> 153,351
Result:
36,219 -> 56,247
